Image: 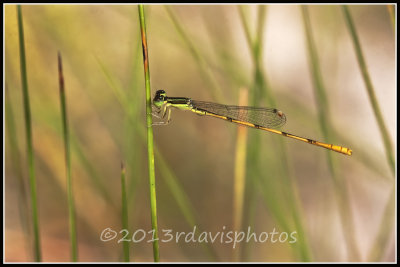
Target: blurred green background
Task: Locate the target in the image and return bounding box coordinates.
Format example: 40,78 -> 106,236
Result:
4,4 -> 395,262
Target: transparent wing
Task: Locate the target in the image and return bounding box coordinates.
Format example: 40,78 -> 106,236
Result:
191,100 -> 286,129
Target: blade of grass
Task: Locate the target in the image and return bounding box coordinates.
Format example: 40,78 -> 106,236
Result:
27,104 -> 117,208
57,52 -> 78,262
95,55 -> 143,207
342,6 -> 396,262
238,5 -> 311,261
29,135 -> 116,260
238,5 -> 274,106
96,56 -> 218,261
302,6 -> 360,261
8,86 -> 118,260
343,7 -> 395,262
233,87 -> 249,262
138,4 -> 160,262
17,5 -> 41,262
120,163 -> 130,262
342,5 -> 395,176
155,8 -> 309,260
370,6 -> 396,262
238,6 -> 269,261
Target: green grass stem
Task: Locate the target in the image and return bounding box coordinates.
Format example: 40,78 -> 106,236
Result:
138,5 -> 160,262
232,88 -> 248,262
97,56 -> 218,260
302,6 -> 360,261
17,5 -> 41,262
238,5 -> 311,261
237,6 -> 266,261
58,52 -> 78,262
342,5 -> 395,176
342,5 -> 396,262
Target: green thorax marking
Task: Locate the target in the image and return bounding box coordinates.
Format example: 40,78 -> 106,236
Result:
166,97 -> 193,111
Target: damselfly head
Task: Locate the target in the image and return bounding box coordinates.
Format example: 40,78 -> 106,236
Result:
153,90 -> 167,107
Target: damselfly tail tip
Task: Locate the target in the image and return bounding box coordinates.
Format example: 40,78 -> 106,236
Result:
341,147 -> 352,156
331,145 -> 352,156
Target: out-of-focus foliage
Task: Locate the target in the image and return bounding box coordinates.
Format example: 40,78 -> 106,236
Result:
4,4 -> 395,262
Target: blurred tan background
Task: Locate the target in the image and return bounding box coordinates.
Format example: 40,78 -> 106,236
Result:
4,4 -> 395,262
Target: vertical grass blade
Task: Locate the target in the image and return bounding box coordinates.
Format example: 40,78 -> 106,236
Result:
342,5 -> 396,262
120,163 -> 130,262
58,52 -> 78,262
233,87 -> 248,262
96,54 -> 218,260
302,6 -> 360,261
237,6 -> 253,57
238,5 -> 311,261
237,6 -> 265,261
342,9 -> 396,259
17,5 -> 41,262
301,6 -> 330,137
342,5 -> 395,175
138,4 -> 160,262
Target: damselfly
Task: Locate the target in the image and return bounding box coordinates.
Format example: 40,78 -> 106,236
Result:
152,90 -> 352,156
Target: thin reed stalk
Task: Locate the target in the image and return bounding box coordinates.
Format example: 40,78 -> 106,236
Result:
342,5 -> 395,176
17,5 -> 41,261
237,6 -> 266,261
302,6 -> 360,261
238,5 -> 311,261
96,55 -> 217,260
342,6 -> 396,262
233,87 -> 249,262
138,4 -> 160,262
58,52 -> 78,262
